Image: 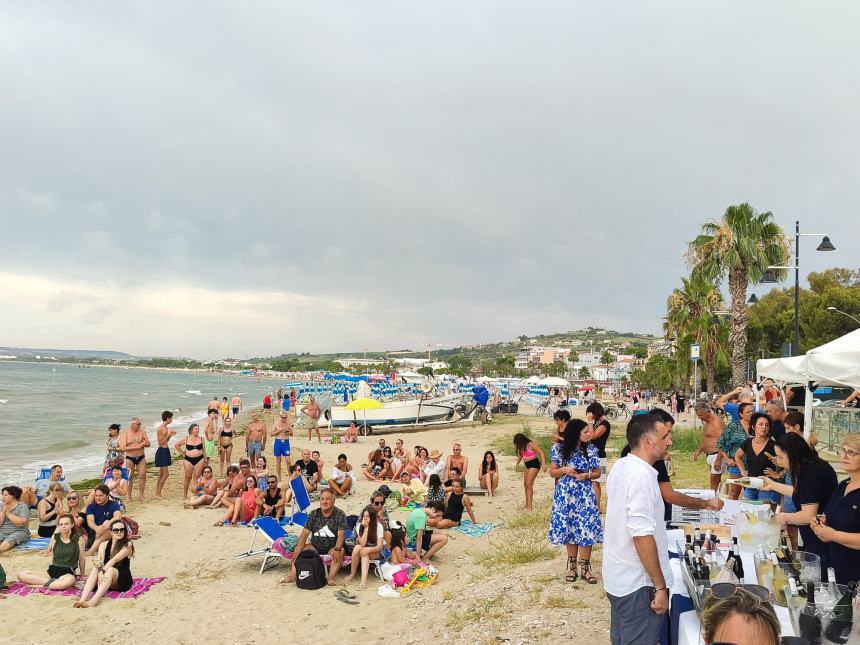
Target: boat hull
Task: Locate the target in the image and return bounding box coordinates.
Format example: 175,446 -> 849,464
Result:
328,394 -> 465,427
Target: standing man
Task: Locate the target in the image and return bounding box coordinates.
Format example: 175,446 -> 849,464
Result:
604,413 -> 674,645
208,397 -> 220,413
154,411 -> 175,500
764,399 -> 787,439
444,443 -> 469,485
301,396 -> 322,443
246,412 -> 267,463
272,411 -> 294,478
231,393 -> 242,419
692,402 -> 727,492
118,418 -> 151,502
716,386 -> 754,422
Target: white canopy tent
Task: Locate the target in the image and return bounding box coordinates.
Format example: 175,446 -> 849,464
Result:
756,328 -> 860,437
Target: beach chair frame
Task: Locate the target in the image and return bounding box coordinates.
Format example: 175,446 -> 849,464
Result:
236,516 -> 290,574
282,477 -> 311,528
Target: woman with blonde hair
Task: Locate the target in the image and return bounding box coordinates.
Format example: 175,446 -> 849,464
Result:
37,482 -> 66,538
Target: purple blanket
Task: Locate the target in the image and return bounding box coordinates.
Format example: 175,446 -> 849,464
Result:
3,577 -> 165,599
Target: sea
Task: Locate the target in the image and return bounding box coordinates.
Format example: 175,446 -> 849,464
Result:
0,361 -> 285,486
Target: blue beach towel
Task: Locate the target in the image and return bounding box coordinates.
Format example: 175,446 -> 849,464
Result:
15,537 -> 51,551
451,520 -> 497,538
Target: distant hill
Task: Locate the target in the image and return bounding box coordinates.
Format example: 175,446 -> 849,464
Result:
0,347 -> 138,360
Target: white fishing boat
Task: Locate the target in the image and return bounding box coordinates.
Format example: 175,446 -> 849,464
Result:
326,393 -> 466,427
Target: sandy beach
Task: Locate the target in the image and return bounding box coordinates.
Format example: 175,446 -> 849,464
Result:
0,406 -> 614,644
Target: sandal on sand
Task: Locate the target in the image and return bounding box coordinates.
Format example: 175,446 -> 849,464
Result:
565,556 -> 578,583
335,590 -> 359,605
579,558 -> 597,584
213,521 -> 225,527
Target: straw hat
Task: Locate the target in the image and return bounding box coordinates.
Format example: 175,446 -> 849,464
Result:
430,450 -> 442,459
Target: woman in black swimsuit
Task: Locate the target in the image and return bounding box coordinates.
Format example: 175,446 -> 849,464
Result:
177,423 -> 206,499
37,483 -> 65,537
219,417 -> 235,476
435,479 -> 477,528
74,519 -> 134,608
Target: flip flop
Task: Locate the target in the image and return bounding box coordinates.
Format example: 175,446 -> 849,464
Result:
335,590 -> 359,605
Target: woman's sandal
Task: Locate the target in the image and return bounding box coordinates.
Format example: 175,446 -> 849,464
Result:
580,558 -> 597,584
565,556 -> 578,583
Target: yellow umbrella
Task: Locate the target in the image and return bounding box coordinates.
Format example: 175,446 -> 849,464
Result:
345,397 -> 383,442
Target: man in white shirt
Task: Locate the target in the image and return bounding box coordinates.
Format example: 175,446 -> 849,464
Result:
421,450 -> 446,483
603,413 -> 673,645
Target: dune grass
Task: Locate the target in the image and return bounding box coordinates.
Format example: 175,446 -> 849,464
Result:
473,529 -> 557,570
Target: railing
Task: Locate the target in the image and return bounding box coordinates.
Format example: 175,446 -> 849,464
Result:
812,406 -> 860,454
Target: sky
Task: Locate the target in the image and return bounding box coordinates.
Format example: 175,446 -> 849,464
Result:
1,1 -> 858,359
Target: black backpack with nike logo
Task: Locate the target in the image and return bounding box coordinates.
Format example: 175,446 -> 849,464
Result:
294,548 -> 327,590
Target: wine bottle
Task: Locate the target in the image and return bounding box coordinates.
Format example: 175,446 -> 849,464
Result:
825,583 -> 853,644
703,529 -> 713,551
827,567 -> 839,598
693,526 -> 702,547
770,552 -> 788,606
731,541 -> 745,581
799,582 -> 822,643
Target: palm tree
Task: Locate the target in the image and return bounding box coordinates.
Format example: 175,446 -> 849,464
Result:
665,275 -> 730,396
687,204 -> 789,386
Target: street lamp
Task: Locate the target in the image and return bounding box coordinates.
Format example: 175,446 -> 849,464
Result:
827,306 -> 860,327
760,220 -> 835,356
747,293 -> 759,304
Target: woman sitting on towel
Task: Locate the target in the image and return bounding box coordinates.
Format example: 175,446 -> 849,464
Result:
404,446 -> 426,478
74,519 -> 134,607
18,514 -> 86,591
435,479 -> 477,529
184,465 -> 219,508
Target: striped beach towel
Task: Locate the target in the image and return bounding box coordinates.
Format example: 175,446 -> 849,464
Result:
3,577 -> 166,599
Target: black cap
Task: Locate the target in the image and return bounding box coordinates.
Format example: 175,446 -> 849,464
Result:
108,423 -> 121,431
377,485 -> 392,498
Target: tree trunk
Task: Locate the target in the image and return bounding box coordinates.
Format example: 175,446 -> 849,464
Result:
728,267 -> 749,386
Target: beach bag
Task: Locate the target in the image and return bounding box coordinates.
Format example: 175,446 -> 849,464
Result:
274,534 -> 300,556
121,515 -> 140,540
294,548 -> 327,590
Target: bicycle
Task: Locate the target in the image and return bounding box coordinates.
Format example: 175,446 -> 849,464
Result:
605,402 -> 631,421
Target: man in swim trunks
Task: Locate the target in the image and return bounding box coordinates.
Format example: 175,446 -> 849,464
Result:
231,393 -> 242,418
246,412 -> 267,462
272,411 -> 293,479
154,411 -> 176,500
208,397 -> 219,413
693,402 -> 727,492
301,396 -> 322,443
118,418 -> 151,502
444,443 -> 469,486
203,409 -> 218,465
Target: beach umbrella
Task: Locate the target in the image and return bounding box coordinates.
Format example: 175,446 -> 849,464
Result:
539,376 -> 570,387
345,397 -> 383,442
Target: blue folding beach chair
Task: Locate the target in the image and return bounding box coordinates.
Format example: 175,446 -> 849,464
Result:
281,477 -> 311,528
236,516 -> 293,574
102,467 -> 130,510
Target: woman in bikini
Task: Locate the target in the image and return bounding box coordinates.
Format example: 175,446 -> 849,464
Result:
513,432 -> 546,511
18,514 -> 87,591
74,519 -> 134,608
405,446 -> 428,478
184,465 -> 219,508
215,476 -> 259,526
218,417 -> 235,475
344,421 -> 359,443
176,423 -> 206,499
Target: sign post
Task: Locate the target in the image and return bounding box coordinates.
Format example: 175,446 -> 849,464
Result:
691,344 -> 700,429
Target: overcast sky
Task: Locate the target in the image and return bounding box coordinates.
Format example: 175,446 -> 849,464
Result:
1,2 -> 858,359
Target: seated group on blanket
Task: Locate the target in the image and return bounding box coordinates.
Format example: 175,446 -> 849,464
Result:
279,488 -> 454,590
0,487 -> 136,609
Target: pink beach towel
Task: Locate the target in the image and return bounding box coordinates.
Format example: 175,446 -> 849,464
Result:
4,577 -> 165,599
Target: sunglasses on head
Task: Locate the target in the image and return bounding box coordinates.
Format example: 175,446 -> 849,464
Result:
708,583 -> 770,602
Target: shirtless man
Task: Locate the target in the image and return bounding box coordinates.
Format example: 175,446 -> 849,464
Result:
118,418 -> 151,502
692,402 -> 727,492
231,393 -> 242,419
444,443 -> 469,485
272,411 -> 294,478
208,397 -> 220,413
246,412 -> 267,462
154,411 -> 176,500
301,396 -> 322,443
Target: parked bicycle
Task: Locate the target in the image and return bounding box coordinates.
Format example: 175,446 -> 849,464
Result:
605,401 -> 631,421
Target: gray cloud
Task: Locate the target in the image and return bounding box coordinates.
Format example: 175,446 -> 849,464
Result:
1,1 -> 858,355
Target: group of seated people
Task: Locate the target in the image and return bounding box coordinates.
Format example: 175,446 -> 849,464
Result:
361,438 -> 471,485
0,466 -> 137,608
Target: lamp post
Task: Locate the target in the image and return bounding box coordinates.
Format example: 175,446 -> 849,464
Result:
760,220 -> 835,356
827,306 -> 860,327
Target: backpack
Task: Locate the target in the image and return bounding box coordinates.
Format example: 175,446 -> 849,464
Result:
294,548 -> 327,590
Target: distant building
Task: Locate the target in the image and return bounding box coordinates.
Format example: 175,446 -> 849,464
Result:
647,341 -> 675,358
515,346 -> 569,370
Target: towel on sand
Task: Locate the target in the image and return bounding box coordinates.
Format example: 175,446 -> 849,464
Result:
4,577 -> 166,599
451,520 -> 497,538
15,537 -> 51,551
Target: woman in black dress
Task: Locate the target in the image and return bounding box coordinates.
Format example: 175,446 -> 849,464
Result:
74,519 -> 134,608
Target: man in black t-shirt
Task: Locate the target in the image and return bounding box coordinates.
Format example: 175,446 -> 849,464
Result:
765,399 -> 787,439
281,489 -> 347,586
619,409 -> 723,522
294,448 -> 320,492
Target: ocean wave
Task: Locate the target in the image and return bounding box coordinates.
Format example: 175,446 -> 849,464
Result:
185,389 -> 202,395
46,439 -> 91,451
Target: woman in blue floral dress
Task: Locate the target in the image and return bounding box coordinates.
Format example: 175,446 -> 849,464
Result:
549,419 -> 603,583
